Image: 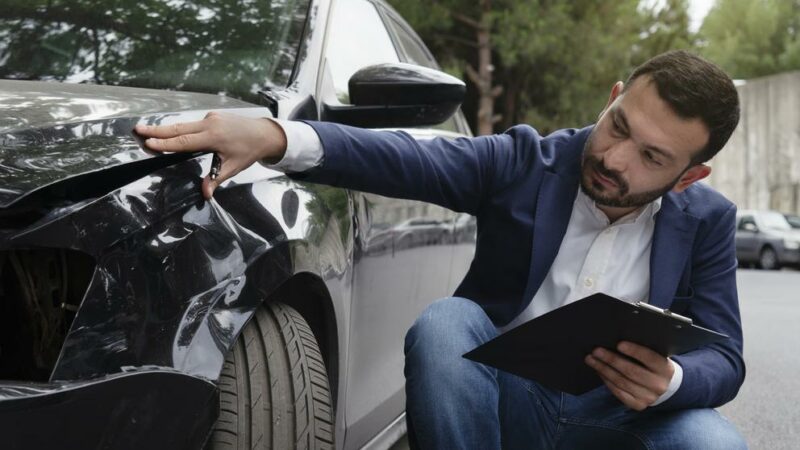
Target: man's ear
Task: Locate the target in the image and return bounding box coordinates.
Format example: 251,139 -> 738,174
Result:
672,164 -> 712,193
598,81 -> 624,119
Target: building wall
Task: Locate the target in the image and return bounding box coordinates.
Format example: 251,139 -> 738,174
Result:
706,71 -> 800,214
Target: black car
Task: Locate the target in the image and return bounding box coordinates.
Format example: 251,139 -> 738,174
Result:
0,1 -> 476,448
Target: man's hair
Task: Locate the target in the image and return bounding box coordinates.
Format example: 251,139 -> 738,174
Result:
624,50 -> 740,165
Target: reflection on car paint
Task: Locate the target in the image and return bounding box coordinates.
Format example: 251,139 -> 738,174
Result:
0,80 -> 255,134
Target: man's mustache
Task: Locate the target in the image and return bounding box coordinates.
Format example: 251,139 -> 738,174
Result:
587,156 -> 629,194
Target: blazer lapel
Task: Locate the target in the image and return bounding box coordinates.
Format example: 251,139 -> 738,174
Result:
523,170 -> 579,304
648,193 -> 699,308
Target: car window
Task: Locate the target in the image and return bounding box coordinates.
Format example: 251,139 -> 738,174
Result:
758,211 -> 791,230
738,216 -> 756,230
325,0 -> 399,103
376,3 -> 470,135
383,15 -> 438,69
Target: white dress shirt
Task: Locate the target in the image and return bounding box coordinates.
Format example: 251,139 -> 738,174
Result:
263,119 -> 682,406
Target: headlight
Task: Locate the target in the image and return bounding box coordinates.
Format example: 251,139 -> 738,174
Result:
784,239 -> 800,250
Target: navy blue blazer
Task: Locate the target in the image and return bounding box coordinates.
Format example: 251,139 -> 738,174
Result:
293,121 -> 745,411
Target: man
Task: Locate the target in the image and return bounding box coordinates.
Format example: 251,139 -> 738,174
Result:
136,50 -> 746,449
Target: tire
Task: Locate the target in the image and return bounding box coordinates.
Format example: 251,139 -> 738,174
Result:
759,246 -> 779,270
206,302 -> 334,450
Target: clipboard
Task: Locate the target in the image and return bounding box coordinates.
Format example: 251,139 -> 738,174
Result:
462,293 -> 729,395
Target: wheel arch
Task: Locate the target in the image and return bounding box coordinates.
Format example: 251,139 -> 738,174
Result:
265,271 -> 341,410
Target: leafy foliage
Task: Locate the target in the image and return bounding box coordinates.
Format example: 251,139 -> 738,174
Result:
699,0 -> 800,79
389,0 -> 699,134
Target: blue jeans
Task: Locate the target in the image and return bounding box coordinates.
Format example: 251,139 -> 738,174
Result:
403,297 -> 747,450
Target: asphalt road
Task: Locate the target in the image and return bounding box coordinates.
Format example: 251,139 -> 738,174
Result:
391,268 -> 799,450
719,268 -> 800,450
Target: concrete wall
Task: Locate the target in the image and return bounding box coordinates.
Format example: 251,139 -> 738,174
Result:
706,71 -> 800,214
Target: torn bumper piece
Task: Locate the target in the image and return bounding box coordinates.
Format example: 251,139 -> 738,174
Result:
0,369 -> 218,450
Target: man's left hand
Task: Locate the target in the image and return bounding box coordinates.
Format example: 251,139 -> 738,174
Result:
585,341 -> 674,411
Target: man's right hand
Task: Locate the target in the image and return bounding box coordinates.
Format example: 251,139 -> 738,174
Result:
134,111 -> 288,200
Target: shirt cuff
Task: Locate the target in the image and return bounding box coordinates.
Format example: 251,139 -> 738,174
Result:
261,118 -> 323,172
651,358 -> 683,406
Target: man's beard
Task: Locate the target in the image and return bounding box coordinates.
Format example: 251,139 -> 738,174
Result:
580,149 -> 682,209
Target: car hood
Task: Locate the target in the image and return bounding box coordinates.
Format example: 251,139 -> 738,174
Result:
761,228 -> 800,240
0,80 -> 272,209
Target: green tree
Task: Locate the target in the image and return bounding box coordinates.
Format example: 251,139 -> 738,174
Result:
635,0 -> 697,61
699,0 -> 800,79
389,0 -> 505,135
390,0 -> 697,134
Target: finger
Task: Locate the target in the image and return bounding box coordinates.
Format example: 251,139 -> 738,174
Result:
586,354 -> 656,403
598,373 -> 648,411
202,176 -> 215,200
135,120 -> 207,139
144,131 -> 212,153
617,341 -> 672,374
590,347 -> 662,391
201,157 -> 240,199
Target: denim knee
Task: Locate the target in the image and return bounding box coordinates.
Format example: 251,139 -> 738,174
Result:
645,409 -> 748,450
677,409 -> 747,450
403,298 -> 505,450
404,297 -> 495,358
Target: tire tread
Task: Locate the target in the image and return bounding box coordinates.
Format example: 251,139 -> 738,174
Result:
206,302 -> 334,450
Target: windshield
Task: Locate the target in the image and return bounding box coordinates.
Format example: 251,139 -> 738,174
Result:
0,0 -> 310,104
759,211 -> 792,230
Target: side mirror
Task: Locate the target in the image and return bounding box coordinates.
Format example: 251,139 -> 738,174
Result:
322,62 -> 465,128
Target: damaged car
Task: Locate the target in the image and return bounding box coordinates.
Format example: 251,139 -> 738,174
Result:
0,0 -> 475,448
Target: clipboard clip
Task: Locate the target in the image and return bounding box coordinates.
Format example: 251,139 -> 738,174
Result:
634,301 -> 693,324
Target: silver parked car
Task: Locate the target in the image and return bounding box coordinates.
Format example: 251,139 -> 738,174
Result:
735,210 -> 800,269
785,213 -> 800,229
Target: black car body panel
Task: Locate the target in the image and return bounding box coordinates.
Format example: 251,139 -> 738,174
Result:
1,113 -> 352,447
0,370 -> 218,450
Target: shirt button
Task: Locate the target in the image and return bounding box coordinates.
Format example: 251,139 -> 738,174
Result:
584,277 -> 594,288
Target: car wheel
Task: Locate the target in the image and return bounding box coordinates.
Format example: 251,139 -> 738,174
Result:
759,247 -> 779,270
206,302 -> 334,450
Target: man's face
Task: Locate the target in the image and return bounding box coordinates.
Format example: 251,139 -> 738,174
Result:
582,76 -> 710,209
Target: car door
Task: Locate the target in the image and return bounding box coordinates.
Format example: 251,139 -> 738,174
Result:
320,0 -> 464,447
374,1 -> 478,294
736,215 -> 760,262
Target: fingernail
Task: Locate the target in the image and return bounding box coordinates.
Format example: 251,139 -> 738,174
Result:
593,348 -> 604,358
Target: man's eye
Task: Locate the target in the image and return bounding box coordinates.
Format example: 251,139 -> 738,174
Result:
611,120 -> 626,135
644,150 -> 662,166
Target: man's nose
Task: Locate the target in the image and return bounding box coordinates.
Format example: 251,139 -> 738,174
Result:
603,141 -> 632,173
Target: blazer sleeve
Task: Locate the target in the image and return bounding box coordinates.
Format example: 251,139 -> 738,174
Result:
653,203 -> 746,411
285,121 -> 543,215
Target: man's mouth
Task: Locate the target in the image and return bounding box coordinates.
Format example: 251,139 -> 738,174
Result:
592,166 -> 618,188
